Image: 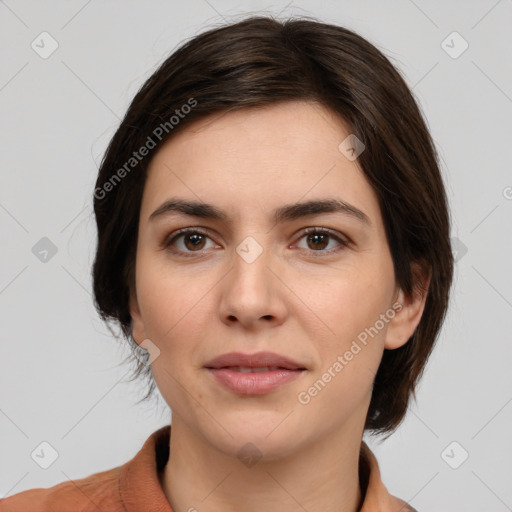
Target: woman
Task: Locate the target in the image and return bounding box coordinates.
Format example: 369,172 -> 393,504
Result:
1,14 -> 453,512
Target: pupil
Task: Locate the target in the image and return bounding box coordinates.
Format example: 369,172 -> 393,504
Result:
186,233 -> 205,250
309,233 -> 328,250
183,233 -> 329,251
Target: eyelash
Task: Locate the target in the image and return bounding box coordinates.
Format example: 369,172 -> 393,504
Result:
161,227 -> 350,258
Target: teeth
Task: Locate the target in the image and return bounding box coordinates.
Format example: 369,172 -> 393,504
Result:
230,366 -> 281,373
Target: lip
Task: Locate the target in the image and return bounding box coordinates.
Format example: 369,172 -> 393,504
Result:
204,351 -> 306,370
204,351 -> 307,396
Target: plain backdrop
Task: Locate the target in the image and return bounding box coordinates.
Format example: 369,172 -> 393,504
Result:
1,1 -> 511,510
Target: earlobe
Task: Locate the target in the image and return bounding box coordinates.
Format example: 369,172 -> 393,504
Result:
129,288 -> 147,346
384,265 -> 431,350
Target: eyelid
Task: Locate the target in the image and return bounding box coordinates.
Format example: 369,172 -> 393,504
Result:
292,226 -> 351,253
296,226 -> 350,241
161,226 -> 351,255
160,226 -> 216,251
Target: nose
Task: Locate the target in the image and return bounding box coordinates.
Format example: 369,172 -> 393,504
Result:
218,237 -> 288,331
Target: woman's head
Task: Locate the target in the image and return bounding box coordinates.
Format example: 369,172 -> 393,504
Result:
92,15 -> 453,443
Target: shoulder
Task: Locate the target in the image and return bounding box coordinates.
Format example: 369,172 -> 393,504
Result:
0,425 -> 172,512
0,465 -> 124,512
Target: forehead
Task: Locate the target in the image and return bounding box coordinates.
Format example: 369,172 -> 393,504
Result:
162,100 -> 353,156
141,100 -> 380,226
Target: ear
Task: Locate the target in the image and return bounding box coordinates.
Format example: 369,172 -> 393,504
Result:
129,286 -> 147,346
384,262 -> 431,350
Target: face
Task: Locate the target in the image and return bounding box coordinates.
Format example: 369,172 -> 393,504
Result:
130,100 -> 423,460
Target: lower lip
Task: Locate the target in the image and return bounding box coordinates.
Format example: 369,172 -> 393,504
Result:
206,368 -> 304,395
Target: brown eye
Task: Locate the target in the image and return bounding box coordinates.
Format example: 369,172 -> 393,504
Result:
295,228 -> 349,254
163,228 -> 217,255
306,232 -> 329,250
182,232 -> 207,251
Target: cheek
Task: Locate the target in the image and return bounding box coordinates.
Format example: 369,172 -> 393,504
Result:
295,271 -> 391,423
135,252 -> 221,388
135,255 -> 215,413
296,251 -> 395,398
303,261 -> 393,340
136,250 -> 207,337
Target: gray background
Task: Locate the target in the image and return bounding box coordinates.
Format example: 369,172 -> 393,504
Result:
1,1 -> 511,510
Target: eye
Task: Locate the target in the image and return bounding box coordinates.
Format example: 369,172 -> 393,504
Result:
162,226 -> 350,257
294,227 -> 349,254
162,228 -> 218,256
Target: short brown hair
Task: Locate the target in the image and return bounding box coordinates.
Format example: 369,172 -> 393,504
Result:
92,15 -> 453,437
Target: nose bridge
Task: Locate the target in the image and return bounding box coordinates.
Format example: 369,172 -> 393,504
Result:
219,233 -> 286,326
231,234 -> 272,298
235,234 -> 266,267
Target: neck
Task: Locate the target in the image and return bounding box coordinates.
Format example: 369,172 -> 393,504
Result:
160,417 -> 365,512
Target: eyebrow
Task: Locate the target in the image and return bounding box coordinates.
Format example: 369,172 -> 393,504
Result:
149,198 -> 371,226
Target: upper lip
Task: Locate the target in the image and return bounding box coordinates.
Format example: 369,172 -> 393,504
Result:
204,351 -> 306,370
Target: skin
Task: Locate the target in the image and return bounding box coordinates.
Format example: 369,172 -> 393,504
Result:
130,100 -> 428,512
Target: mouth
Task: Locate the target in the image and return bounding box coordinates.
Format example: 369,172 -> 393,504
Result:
214,366 -> 300,373
206,367 -> 305,395
204,352 -> 307,395
204,351 -> 307,371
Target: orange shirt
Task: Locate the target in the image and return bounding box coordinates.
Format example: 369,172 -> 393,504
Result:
0,425 -> 417,511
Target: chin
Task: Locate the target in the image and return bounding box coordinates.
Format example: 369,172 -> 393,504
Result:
200,412 -> 304,462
